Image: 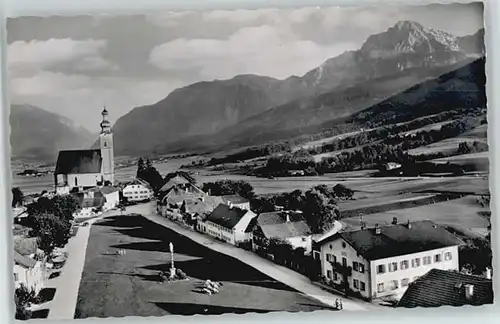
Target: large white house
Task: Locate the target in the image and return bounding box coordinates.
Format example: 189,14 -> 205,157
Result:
219,194 -> 250,210
316,220 -> 463,300
198,204 -> 256,245
14,251 -> 45,294
122,178 -> 153,202
54,107 -> 114,195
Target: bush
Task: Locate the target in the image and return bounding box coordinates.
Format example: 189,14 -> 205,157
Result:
176,269 -> 187,280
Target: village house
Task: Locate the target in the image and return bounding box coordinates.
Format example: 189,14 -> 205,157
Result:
122,178 -> 153,202
71,186 -> 119,218
198,203 -> 256,245
219,194 -> 250,210
159,174 -> 196,195
397,268 -> 493,308
316,220 -> 464,300
14,250 -> 45,294
54,108 -> 114,195
251,210 -> 313,253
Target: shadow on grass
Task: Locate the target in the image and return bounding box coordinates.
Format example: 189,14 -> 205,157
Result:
31,309 -> 50,319
96,271 -> 163,283
143,257 -> 297,292
153,302 -> 275,315
37,288 -> 56,303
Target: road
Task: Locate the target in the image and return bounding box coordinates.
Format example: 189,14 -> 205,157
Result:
128,202 -> 379,312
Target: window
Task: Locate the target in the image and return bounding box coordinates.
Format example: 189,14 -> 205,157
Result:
358,263 -> 365,273
412,258 -> 421,268
400,260 -> 409,270
389,262 -> 398,272
401,278 -> 410,287
434,254 -> 442,263
377,264 -> 386,274
342,257 -> 347,267
390,280 -> 399,290
353,262 -> 359,272
423,256 -> 431,265
444,252 -> 452,261
342,242 -> 347,248
377,283 -> 385,293
14,273 -> 18,281
329,244 -> 332,250
333,272 -> 338,281
353,279 -> 359,289
360,281 -> 366,291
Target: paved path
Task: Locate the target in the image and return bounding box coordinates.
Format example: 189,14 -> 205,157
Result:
129,202 -> 379,312
46,224 -> 91,320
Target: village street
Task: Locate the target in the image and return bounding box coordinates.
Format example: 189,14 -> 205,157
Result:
128,202 -> 379,312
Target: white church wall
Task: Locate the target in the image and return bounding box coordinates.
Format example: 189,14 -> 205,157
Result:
67,173 -> 102,188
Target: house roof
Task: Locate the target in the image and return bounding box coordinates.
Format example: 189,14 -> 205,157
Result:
397,269 -> 493,308
163,187 -> 201,205
324,221 -> 464,261
206,204 -> 252,229
125,178 -> 152,189
184,196 -> 223,216
256,211 -> 312,239
99,186 -> 120,195
13,236 -> 38,256
160,175 -> 191,192
14,250 -> 37,268
55,149 -> 102,174
220,194 -> 249,205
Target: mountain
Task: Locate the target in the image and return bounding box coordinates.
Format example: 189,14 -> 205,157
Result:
111,21 -> 485,156
10,104 -> 96,162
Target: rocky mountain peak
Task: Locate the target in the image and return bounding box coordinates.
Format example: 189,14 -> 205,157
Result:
361,20 -> 460,59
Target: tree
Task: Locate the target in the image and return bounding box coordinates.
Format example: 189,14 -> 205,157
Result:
30,214 -> 71,256
302,189 -> 340,234
27,195 -> 80,222
137,158 -> 165,193
202,180 -> 255,199
12,187 -> 24,207
15,285 -> 34,320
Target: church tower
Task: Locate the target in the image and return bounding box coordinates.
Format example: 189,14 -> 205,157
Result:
99,106 -> 114,184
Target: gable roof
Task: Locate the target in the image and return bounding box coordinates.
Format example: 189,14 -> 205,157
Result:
55,149 -> 102,174
324,221 -> 464,261
206,204 -> 253,229
397,269 -> 493,308
220,194 -> 249,205
256,211 -> 312,239
14,250 -> 37,268
160,175 -> 191,192
125,178 -> 152,189
184,196 -> 224,216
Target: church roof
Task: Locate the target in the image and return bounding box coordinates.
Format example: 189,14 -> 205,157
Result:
55,149 -> 102,175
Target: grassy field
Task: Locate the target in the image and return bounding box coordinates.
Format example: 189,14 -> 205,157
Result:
75,215 -> 333,318
341,196 -> 490,237
407,137 -> 486,156
460,124 -> 488,139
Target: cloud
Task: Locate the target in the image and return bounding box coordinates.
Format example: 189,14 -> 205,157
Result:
8,38 -> 115,76
149,24 -> 356,80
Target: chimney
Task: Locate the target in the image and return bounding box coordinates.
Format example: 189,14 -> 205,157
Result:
360,222 -> 366,230
228,202 -> 233,209
464,284 -> 474,301
485,267 -> 492,280
375,224 -> 381,235
285,211 -> 290,222
392,217 -> 398,225
208,189 -> 212,196
406,220 -> 412,229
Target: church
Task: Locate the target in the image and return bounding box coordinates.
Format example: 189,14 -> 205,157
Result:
54,107 -> 115,195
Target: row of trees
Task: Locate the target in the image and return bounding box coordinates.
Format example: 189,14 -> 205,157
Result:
207,142 -> 293,166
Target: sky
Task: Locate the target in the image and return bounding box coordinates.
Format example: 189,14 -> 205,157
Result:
7,3 -> 484,132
